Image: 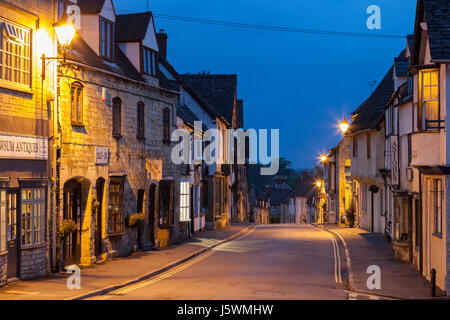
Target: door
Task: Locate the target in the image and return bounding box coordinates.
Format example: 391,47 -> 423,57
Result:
95,179 -> 104,258
63,184 -> 81,266
148,184 -> 156,245
7,190 -> 19,279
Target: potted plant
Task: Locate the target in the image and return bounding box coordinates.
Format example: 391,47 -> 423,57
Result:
126,213 -> 145,228
58,219 -> 78,240
346,202 -> 356,228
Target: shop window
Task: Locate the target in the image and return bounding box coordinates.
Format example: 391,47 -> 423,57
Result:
0,20 -> 31,87
71,82 -> 83,126
108,177 -> 124,234
179,179 -> 190,222
21,188 -> 45,246
159,181 -> 174,227
0,190 -> 6,252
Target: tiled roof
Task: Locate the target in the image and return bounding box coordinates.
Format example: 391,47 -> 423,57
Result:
159,58 -> 218,119
67,34 -> 144,82
159,71 -> 180,92
115,12 -> 152,43
347,65 -> 395,134
423,0 -> 450,61
77,0 -> 106,14
177,104 -> 198,127
394,49 -> 409,77
180,74 -> 237,126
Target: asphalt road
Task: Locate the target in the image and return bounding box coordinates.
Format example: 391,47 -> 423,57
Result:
91,224 -> 357,300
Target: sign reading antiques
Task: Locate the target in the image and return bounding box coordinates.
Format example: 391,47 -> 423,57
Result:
390,135 -> 399,186
0,134 -> 48,160
95,146 -> 109,165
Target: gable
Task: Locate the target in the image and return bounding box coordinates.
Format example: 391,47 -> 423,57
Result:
99,0 -> 116,22
142,16 -> 159,51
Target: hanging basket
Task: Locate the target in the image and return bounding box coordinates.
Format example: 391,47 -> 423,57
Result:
126,213 -> 145,228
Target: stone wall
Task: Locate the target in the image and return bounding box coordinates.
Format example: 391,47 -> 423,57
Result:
0,253 -> 6,286
20,246 -> 47,280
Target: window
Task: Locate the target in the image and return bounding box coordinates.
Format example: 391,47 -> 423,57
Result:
163,107 -> 170,144
100,17 -> 114,60
394,196 -> 410,241
71,82 -> 83,125
108,177 -> 124,234
352,136 -> 358,157
366,133 -> 371,159
0,20 -> 31,86
159,181 -> 174,227
201,182 -> 208,212
215,177 -> 227,216
21,188 -> 45,246
420,69 -> 441,130
431,179 -> 442,235
137,102 -> 145,140
112,97 -> 121,137
142,46 -> 158,76
407,134 -> 412,165
180,180 -> 190,222
137,189 -> 144,213
0,190 -> 6,252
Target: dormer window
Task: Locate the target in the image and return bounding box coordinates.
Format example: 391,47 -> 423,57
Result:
100,17 -> 114,60
142,46 -> 158,77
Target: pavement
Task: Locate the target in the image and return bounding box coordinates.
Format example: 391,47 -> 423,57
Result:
0,223 -> 252,300
323,225 -> 435,299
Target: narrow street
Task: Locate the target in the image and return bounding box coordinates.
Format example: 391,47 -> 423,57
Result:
89,225 -> 350,300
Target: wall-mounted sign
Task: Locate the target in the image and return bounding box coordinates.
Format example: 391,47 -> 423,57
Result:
95,146 -> 109,165
390,135 -> 399,186
0,134 -> 47,160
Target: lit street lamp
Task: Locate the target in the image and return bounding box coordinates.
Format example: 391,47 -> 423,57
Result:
339,116 -> 350,135
320,154 -> 328,164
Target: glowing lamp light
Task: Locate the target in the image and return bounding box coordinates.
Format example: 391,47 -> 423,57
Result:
340,116 -> 350,135
53,22 -> 76,47
320,154 -> 328,163
316,181 -> 323,188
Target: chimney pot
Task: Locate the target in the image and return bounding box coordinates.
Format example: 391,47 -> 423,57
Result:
156,30 -> 168,59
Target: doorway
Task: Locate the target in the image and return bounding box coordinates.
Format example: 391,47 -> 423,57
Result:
95,178 -> 105,258
63,181 -> 82,266
7,190 -> 19,279
148,184 -> 156,245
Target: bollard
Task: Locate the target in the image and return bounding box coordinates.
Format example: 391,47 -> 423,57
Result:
430,268 -> 436,297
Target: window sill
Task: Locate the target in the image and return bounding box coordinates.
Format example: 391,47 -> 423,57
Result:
0,80 -> 32,95
72,123 -> 85,128
432,232 -> 442,239
21,243 -> 46,250
108,232 -> 124,237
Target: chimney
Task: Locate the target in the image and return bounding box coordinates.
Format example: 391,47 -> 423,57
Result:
156,29 -> 168,59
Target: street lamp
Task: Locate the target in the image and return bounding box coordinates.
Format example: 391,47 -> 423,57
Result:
316,180 -> 323,188
41,18 -> 76,80
339,116 -> 350,135
320,154 -> 328,164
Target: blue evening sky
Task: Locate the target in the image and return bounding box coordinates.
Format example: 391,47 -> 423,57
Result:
113,0 -> 416,169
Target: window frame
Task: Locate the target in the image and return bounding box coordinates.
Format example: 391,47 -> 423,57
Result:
136,101 -> 145,140
108,177 -> 125,235
112,97 -> 122,138
99,17 -> 114,60
70,81 -> 84,126
179,179 -> 190,222
432,178 -> 443,236
419,69 -> 442,131
20,188 -> 46,247
352,136 -> 358,157
366,133 -> 371,159
141,46 -> 158,77
162,107 -> 171,144
0,19 -> 32,89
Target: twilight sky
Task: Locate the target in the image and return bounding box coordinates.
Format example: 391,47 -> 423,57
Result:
113,0 -> 416,169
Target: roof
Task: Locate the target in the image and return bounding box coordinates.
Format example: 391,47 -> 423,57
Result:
159,71 -> 180,92
180,74 -> 237,126
67,34 -> 144,82
423,0 -> 450,61
77,0 -> 106,14
407,34 -> 414,52
347,65 -> 395,135
177,104 -> 208,131
115,12 -> 152,43
159,58 -> 217,119
394,49 -> 409,77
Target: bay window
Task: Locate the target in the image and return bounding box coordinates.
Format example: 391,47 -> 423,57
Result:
420,69 -> 441,130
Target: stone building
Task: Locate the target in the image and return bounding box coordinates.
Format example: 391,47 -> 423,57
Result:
0,0 -> 56,284
53,1 -> 180,269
